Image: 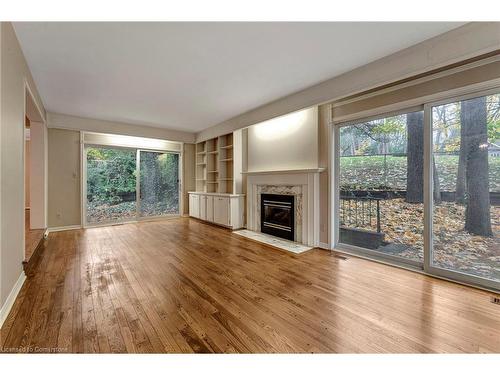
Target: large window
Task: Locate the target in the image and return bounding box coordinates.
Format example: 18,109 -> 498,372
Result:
338,110 -> 424,263
431,93 -> 499,283
139,151 -> 180,217
85,144 -> 180,225
335,88 -> 500,290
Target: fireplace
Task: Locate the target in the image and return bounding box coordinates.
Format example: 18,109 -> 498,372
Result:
260,193 -> 295,241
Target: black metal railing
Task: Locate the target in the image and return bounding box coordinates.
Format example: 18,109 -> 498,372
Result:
340,196 -> 381,233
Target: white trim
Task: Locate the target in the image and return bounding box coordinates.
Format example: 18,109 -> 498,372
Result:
48,225 -> 82,233
0,272 -> 26,328
332,79 -> 500,124
80,131 -> 85,227
318,242 -> 330,250
243,168 -> 325,175
47,112 -> 195,144
423,101 -> 433,274
330,54 -> 500,109
82,131 -> 183,152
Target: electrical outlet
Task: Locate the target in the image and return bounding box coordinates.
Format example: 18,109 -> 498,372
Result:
491,296 -> 500,305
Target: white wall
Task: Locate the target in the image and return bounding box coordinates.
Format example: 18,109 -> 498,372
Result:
247,107 -> 318,172
29,121 -> 47,229
47,128 -> 81,228
1,22 -> 46,313
48,112 -> 195,144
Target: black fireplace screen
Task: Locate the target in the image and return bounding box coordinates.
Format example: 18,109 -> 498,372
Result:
260,194 -> 295,241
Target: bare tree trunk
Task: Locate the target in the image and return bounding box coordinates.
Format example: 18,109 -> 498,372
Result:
433,158 -> 442,204
456,107 -> 467,204
406,112 -> 424,203
463,97 -> 492,236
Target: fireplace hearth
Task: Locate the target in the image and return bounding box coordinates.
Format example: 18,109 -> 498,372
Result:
260,193 -> 295,241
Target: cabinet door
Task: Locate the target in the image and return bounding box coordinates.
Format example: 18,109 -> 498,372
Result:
189,194 -> 200,218
213,197 -> 230,226
188,195 -> 195,217
206,196 -> 214,222
200,195 -> 207,220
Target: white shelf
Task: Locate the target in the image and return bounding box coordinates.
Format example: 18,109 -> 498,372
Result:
195,132 -> 235,194
242,168 -> 325,175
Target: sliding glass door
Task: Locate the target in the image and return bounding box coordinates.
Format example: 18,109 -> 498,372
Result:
430,91 -> 499,286
85,146 -> 180,226
337,110 -> 424,265
139,151 -> 180,217
86,146 -> 137,225
334,87 -> 500,290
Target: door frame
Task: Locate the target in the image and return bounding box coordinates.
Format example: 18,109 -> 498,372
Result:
423,87 -> 500,291
22,80 -> 47,260
329,82 -> 500,292
82,143 -> 182,228
331,107 -> 425,271
136,149 -> 182,221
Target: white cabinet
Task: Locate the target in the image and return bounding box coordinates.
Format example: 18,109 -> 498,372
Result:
200,195 -> 207,220
214,196 -> 230,226
188,192 -> 244,229
206,196 -> 214,222
189,194 -> 200,218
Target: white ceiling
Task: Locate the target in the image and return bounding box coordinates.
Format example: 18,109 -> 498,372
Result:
13,22 -> 464,133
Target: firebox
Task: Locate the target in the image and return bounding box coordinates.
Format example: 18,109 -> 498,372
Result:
260,193 -> 295,241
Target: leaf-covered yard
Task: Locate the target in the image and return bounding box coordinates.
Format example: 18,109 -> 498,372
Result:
358,198 -> 500,280
340,154 -> 500,192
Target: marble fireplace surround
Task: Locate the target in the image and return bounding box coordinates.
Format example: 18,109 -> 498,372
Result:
244,168 -> 324,247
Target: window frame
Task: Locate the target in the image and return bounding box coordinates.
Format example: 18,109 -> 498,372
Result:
424,86 -> 500,291
330,83 -> 500,292
82,138 -> 183,229
332,107 -> 425,270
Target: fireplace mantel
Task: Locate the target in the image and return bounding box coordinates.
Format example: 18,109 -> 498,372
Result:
243,168 -> 325,176
246,169 -> 322,247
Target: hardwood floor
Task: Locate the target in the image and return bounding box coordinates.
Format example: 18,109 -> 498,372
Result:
1,217 -> 500,353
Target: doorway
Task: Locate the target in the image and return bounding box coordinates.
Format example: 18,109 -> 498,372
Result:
24,85 -> 47,262
84,143 -> 181,227
331,87 -> 500,291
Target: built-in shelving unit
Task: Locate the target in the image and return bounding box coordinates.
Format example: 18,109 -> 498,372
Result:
190,130 -> 245,229
195,132 -> 238,194
195,142 -> 207,192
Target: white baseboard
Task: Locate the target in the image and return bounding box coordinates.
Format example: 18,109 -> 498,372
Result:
48,225 -> 82,233
0,272 -> 27,328
318,242 -> 331,250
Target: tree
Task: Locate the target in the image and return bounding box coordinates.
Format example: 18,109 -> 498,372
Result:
432,159 -> 442,204
406,112 -> 424,203
456,106 -> 467,204
406,111 -> 442,204
463,97 -> 492,236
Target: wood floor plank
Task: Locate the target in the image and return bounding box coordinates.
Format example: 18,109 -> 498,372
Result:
1,217 -> 500,353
